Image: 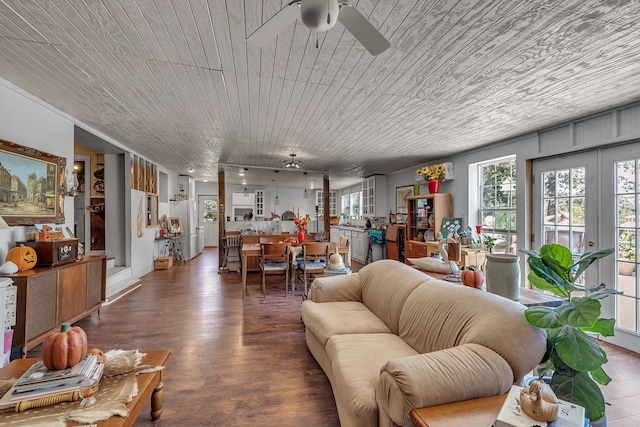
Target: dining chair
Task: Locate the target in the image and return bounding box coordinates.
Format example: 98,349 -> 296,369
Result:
259,236 -> 279,244
296,242 -> 329,295
259,243 -> 290,297
220,231 -> 242,273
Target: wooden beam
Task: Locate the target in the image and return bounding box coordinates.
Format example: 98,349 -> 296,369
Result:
218,169 -> 225,268
323,175 -> 330,235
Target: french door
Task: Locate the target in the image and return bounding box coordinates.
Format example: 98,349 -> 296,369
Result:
535,147 -> 640,353
601,143 -> 640,353
533,152 -> 599,286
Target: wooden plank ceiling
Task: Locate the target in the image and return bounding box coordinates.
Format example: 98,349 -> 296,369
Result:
0,0 -> 639,188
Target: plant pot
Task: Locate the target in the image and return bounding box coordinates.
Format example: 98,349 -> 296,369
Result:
427,179 -> 440,194
485,253 -> 520,300
590,414 -> 607,427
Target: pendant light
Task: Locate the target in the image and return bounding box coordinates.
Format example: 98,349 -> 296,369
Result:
274,171 -> 280,206
303,172 -> 309,199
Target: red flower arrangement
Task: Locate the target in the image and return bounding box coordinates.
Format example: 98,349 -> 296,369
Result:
294,216 -> 310,231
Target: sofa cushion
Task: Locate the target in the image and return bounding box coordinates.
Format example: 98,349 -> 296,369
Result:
326,334 -> 419,427
398,281 -> 546,381
359,260 -> 433,334
301,301 -> 392,346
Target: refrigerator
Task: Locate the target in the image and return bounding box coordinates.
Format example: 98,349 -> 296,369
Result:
172,176 -> 197,260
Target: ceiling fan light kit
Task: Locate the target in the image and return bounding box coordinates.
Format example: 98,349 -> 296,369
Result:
284,153 -> 302,169
247,0 -> 390,56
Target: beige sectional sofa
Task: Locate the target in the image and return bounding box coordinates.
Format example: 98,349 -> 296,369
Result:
301,259 -> 546,427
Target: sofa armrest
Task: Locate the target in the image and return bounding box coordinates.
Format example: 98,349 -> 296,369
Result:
310,273 -> 362,302
376,343 -> 513,427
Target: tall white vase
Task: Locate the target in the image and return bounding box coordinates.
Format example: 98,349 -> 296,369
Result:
485,254 -> 520,300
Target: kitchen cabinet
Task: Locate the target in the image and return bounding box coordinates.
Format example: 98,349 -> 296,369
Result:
351,230 -> 366,263
361,175 -> 387,217
330,227 -> 340,243
9,256 -> 106,357
232,193 -> 256,207
316,191 -> 337,216
255,190 -> 265,217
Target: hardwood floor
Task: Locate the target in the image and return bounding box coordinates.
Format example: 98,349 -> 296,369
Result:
24,248 -> 640,426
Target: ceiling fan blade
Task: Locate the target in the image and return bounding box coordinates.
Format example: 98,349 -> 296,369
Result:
247,2 -> 301,47
338,4 -> 390,55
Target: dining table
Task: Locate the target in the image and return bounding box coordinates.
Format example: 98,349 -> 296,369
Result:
241,241 -> 351,297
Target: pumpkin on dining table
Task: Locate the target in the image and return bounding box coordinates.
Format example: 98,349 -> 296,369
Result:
41,323 -> 88,370
5,244 -> 37,271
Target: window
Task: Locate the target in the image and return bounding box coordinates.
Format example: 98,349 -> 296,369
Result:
350,191 -> 361,218
479,157 -> 517,254
342,195 -> 350,216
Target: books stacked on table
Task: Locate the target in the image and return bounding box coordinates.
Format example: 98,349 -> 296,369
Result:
494,385 -> 587,427
0,354 -> 105,406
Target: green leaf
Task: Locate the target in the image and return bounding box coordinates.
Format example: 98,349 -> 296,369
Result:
525,306 -> 562,328
573,248 -> 615,278
519,248 -> 542,259
583,318 -> 616,337
587,288 -> 623,300
555,326 -> 606,371
585,283 -> 606,293
557,297 -> 600,328
591,366 -> 612,386
540,244 -> 574,269
528,272 -> 569,298
552,370 -> 606,421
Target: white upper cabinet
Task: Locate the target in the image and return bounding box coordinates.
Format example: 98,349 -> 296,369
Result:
361,175 -> 387,217
315,190 -> 337,216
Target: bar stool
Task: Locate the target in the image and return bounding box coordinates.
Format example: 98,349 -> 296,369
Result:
219,231 -> 242,273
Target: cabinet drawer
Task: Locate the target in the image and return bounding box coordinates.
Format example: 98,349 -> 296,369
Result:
406,242 -> 428,257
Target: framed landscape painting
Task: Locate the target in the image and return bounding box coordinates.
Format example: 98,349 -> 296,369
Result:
396,185 -> 414,214
0,139 -> 66,225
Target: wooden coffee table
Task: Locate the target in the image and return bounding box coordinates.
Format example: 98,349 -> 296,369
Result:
411,394 -> 506,427
0,349 -> 171,426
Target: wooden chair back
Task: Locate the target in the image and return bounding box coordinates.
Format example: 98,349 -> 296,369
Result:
260,242 -> 289,260
339,236 -> 349,248
259,236 -> 279,244
302,242 -> 329,260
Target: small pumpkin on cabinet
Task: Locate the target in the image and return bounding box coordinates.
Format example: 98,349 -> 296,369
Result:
41,323 -> 88,370
460,266 -> 484,289
5,244 -> 37,271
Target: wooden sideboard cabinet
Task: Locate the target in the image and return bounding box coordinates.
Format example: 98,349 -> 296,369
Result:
7,255 -> 106,357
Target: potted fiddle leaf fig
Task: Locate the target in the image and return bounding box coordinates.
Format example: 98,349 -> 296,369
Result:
519,244 -> 621,425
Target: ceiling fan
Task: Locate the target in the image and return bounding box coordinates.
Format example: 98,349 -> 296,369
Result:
247,0 -> 391,56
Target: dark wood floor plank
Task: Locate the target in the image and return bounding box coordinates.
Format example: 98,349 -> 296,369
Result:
24,248 -> 640,426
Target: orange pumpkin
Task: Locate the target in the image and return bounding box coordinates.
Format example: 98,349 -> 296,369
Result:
89,348 -> 107,364
41,323 -> 88,370
6,244 -> 37,271
461,269 -> 484,289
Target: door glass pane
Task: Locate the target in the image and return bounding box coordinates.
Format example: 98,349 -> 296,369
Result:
543,172 -> 555,198
203,199 -> 218,222
614,159 -> 639,335
557,170 -> 570,197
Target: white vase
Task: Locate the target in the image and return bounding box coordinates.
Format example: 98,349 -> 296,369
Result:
485,254 -> 520,300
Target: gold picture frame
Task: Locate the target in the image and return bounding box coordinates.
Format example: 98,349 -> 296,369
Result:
396,185 -> 414,214
0,139 -> 66,225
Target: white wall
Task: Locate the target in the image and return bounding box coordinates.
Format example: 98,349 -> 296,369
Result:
0,80 -> 75,260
